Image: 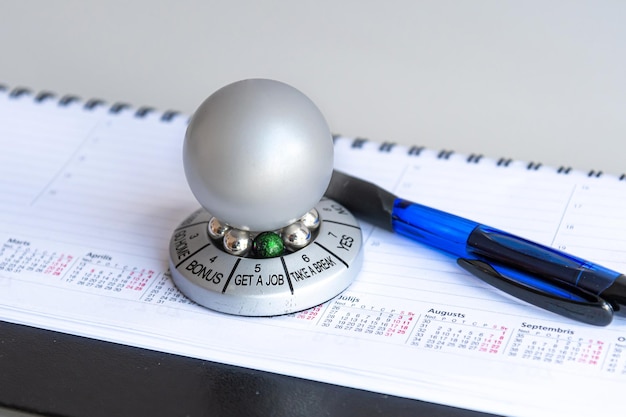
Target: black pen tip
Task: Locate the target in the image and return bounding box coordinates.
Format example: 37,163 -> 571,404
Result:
325,171 -> 397,231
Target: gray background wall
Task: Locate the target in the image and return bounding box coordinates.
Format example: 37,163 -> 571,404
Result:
1,0 -> 625,174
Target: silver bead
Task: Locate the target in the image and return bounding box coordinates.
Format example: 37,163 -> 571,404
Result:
208,217 -> 230,239
282,222 -> 311,251
300,208 -> 320,230
223,229 -> 251,256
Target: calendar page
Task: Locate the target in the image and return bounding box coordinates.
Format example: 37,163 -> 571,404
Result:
1,90 -> 626,417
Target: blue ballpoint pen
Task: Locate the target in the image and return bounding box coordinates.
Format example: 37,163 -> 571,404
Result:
325,170 -> 626,326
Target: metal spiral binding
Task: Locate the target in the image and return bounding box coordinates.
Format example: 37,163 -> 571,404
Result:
4,85 -> 624,180
340,137 -> 626,179
2,84 -> 182,123
497,157 -> 512,167
408,145 -> 424,156
378,142 -> 396,152
351,137 -> 368,149
526,161 -> 542,171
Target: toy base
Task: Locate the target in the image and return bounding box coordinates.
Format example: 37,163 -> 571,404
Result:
168,198 -> 363,316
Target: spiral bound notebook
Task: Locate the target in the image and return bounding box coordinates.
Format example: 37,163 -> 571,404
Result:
1,85 -> 626,417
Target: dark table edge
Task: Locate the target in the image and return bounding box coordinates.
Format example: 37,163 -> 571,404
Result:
0,320 -> 499,417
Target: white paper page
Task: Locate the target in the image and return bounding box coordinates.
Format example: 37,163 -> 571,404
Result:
1,91 -> 626,417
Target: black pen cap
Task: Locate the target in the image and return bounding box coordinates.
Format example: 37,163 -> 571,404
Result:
601,274 -> 626,314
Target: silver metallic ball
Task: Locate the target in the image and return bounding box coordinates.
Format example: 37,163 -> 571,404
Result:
183,79 -> 334,231
223,229 -> 251,256
207,217 -> 229,239
282,222 -> 312,251
300,208 -> 320,230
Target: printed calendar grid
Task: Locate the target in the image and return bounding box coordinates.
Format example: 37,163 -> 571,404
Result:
3,236 -> 626,378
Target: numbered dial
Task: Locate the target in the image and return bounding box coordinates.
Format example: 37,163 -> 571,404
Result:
169,198 -> 363,316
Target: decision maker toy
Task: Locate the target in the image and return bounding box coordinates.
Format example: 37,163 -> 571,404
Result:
169,79 -> 363,316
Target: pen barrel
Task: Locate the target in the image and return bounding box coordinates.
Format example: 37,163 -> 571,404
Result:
391,199 -> 622,297
391,199 -> 478,257
467,226 -> 622,295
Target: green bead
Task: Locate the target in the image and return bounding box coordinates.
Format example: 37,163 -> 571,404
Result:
253,232 -> 284,258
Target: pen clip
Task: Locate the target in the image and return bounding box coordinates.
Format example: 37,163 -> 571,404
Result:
457,258 -> 614,326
